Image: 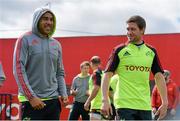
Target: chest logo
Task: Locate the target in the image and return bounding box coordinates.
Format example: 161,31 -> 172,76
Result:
125,65 -> 150,72
146,51 -> 153,57
123,51 -> 131,56
31,39 -> 39,45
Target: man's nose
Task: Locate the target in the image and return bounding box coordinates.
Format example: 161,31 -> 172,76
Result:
47,19 -> 53,24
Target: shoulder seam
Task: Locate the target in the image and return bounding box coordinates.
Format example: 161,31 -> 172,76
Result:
114,43 -> 126,53
145,44 -> 156,53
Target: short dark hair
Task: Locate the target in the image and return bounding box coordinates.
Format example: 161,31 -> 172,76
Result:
80,61 -> 90,68
90,56 -> 101,64
126,15 -> 146,30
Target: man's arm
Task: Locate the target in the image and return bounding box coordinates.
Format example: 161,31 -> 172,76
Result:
84,85 -> 100,111
13,37 -> 37,99
84,71 -> 102,111
149,47 -> 168,119
70,77 -> 78,96
101,72 -> 113,116
101,46 -> 121,116
56,42 -> 68,105
154,72 -> 168,119
13,37 -> 45,109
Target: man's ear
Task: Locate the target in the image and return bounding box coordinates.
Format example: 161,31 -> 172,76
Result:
141,28 -> 145,35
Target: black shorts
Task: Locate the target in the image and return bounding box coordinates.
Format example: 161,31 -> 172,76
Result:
116,108 -> 152,120
21,98 -> 61,120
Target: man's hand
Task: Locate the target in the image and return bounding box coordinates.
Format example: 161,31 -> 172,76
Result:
29,97 -> 46,110
60,96 -> 69,107
155,104 -> 167,120
70,88 -> 78,96
101,100 -> 112,118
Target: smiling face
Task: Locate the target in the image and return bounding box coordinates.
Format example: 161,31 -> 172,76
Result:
81,65 -> 90,76
38,12 -> 54,37
126,22 -> 144,43
126,15 -> 146,44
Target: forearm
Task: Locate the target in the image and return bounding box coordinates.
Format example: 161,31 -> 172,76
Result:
13,60 -> 36,100
14,70 -> 36,100
155,73 -> 168,105
86,86 -> 99,104
57,76 -> 68,97
102,72 -> 113,101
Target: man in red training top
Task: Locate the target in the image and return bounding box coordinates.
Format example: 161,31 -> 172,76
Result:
152,70 -> 179,120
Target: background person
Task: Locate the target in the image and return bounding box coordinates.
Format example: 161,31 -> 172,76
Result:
68,61 -> 90,120
152,70 -> 179,120
0,62 -> 6,87
84,56 -> 104,120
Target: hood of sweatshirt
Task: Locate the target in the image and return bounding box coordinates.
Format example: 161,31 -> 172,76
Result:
32,7 -> 56,38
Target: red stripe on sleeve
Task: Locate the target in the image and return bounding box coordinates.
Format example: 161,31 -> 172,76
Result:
15,37 -> 33,100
